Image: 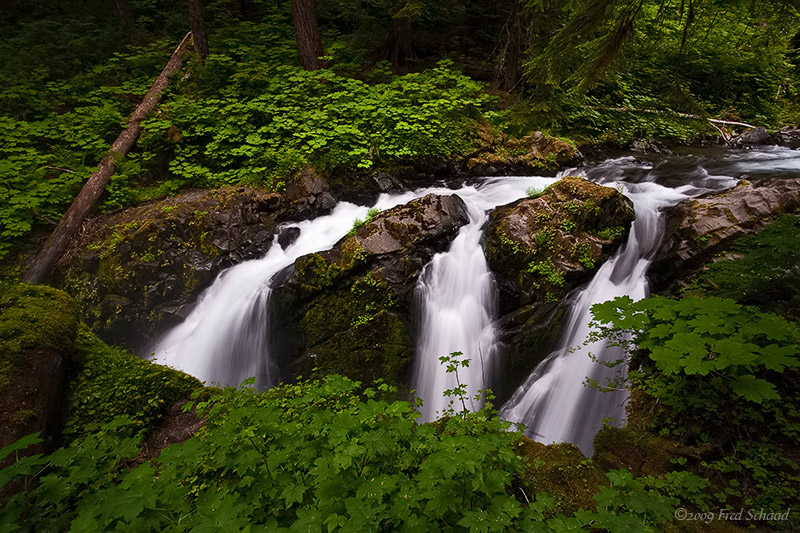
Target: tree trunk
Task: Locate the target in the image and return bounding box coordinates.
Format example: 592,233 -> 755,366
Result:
497,0 -> 523,91
381,15 -> 417,66
114,0 -> 136,37
187,0 -> 209,58
22,33 -> 193,286
291,0 -> 325,70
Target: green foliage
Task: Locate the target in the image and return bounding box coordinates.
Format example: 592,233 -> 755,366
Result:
590,296 -> 799,406
347,207 -> 382,238
0,284 -> 79,372
2,375 -> 529,531
62,325 -> 202,441
525,185 -> 548,198
689,215 -> 800,320
596,225 -> 625,241
144,60 -> 492,188
527,259 -> 565,287
572,243 -> 594,269
589,294 -> 800,512
523,0 -> 800,139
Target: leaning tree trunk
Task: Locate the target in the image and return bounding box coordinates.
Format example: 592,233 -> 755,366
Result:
22,33 -> 193,285
291,0 -> 325,70
187,0 -> 209,59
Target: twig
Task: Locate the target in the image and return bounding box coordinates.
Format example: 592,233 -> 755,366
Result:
28,208 -> 57,225
46,166 -> 76,173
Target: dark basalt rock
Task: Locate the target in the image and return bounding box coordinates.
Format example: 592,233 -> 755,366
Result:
651,178 -> 800,293
58,169 -> 336,353
269,193 -> 470,387
484,177 -> 635,398
776,126 -> 800,149
730,126 -> 774,146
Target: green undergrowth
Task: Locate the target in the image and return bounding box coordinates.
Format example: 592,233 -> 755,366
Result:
686,214 -> 800,321
2,373 -> 713,531
62,325 -> 203,442
588,293 -> 800,517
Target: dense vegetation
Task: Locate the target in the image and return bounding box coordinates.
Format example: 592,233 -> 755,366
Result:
2,1 -> 800,530
2,217 -> 800,529
1,0 -> 799,259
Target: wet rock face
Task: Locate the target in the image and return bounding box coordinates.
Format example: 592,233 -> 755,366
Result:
58,170 -> 335,353
270,193 -> 470,387
484,177 -> 635,398
731,126 -> 773,146
651,178 -> 800,292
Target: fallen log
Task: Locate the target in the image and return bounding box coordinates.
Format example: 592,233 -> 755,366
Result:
23,32 -> 193,285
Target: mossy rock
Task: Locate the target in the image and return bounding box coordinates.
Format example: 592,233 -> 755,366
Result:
486,176 -> 634,306
305,310 -> 412,386
0,284 -> 81,459
592,426 -> 679,478
486,177 -> 634,385
514,436 -> 608,515
271,194 -> 469,387
0,284 -> 79,376
62,325 -> 203,441
58,186 -> 285,352
466,125 -> 581,173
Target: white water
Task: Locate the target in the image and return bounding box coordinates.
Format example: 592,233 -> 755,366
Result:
148,147 -> 799,451
500,158 -> 738,454
412,177 -> 558,422
148,192 -> 433,387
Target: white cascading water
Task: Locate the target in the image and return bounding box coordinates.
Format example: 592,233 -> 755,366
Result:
412,177 -> 558,422
148,190 -> 435,387
500,158 -> 739,454
148,201 -> 371,387
148,147 -> 800,451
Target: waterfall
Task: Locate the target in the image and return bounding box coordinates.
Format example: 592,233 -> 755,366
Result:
147,148 -> 797,450
148,201 -> 371,387
412,177 -> 558,422
500,158 -> 739,454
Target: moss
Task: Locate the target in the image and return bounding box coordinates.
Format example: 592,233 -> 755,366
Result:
514,437 -> 607,515
294,253 -> 345,293
307,310 -> 411,386
62,325 -> 203,441
592,426 -> 678,477
301,272 -> 395,347
0,284 -> 80,377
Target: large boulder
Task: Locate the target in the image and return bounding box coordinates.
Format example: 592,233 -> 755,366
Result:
730,126 -> 774,146
464,125 -> 582,176
484,177 -> 635,397
650,178 -> 800,292
270,193 -> 469,386
58,170 -> 335,353
0,285 -> 79,464
776,126 -> 800,149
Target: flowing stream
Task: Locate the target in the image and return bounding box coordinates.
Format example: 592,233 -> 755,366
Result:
148,147 -> 800,453
500,156 -> 740,454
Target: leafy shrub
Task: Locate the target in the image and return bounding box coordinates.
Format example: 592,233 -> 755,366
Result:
589,295 -> 800,511
141,60 -> 492,188
61,326 -> 202,441
690,215 -> 800,320
0,372 -> 707,531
